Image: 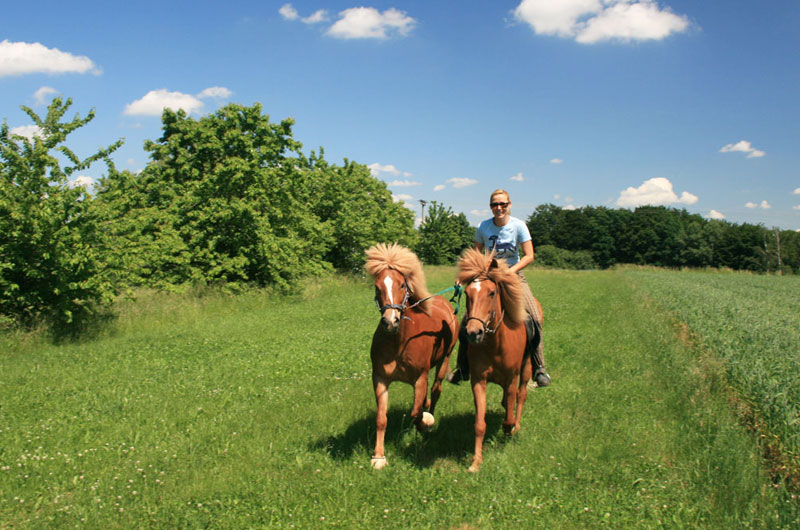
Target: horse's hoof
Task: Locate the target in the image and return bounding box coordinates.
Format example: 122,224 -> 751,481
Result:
421,412 -> 435,428
371,456 -> 387,470
468,463 -> 480,473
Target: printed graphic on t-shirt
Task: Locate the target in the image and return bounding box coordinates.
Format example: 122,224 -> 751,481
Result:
488,235 -> 516,261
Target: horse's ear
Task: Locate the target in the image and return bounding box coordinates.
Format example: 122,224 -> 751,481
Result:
489,258 -> 499,271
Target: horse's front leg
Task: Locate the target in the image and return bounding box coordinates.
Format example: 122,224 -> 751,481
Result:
428,355 -> 451,417
371,377 -> 389,470
469,379 -> 488,473
502,376 -> 519,436
411,371 -> 434,431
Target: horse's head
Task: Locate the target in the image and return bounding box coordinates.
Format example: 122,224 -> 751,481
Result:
373,268 -> 411,333
462,260 -> 503,344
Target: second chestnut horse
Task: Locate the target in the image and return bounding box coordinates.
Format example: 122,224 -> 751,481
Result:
457,248 -> 543,472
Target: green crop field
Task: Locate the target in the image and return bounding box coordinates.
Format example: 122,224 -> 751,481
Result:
1,268 -> 798,528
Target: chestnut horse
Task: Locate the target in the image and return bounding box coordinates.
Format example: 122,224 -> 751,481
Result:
365,243 -> 459,470
457,248 -> 543,472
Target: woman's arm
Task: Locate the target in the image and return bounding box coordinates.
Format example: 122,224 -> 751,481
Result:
510,239 -> 534,274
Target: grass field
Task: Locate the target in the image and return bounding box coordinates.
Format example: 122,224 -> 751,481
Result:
1,268 -> 798,528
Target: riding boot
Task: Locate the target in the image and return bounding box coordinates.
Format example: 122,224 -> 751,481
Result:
528,317 -> 551,388
447,321 -> 470,384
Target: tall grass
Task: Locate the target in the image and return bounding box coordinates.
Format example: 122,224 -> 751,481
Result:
627,269 -> 800,483
0,268 -> 796,527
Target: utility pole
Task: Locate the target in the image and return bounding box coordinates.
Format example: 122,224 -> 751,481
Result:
419,199 -> 427,225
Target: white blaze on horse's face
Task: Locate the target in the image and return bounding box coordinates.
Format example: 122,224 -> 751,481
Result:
383,275 -> 395,305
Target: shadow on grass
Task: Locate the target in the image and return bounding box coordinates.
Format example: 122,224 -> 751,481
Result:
310,407 -> 507,469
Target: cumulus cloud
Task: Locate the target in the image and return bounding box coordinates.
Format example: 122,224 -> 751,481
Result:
280,4 -> 329,24
68,175 -> 94,188
0,40 -> 100,77
510,172 -> 524,182
33,86 -> 59,106
368,163 -> 413,179
447,177 -> 478,189
792,205 -> 800,211
386,179 -> 422,187
393,193 -> 413,202
706,209 -> 725,220
124,86 -> 232,116
719,140 -> 765,158
433,184 -> 446,192
616,177 -> 698,208
9,125 -> 44,140
197,86 -> 233,99
512,0 -> 690,44
327,7 -> 416,39
302,10 -> 329,24
793,187 -> 800,195
550,158 -> 563,165
279,4 -> 299,20
745,200 -> 771,209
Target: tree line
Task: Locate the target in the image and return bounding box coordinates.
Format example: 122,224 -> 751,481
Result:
2,98 -> 796,335
525,204 -> 800,273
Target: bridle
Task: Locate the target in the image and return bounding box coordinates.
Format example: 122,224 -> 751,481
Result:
374,270 -> 412,320
464,277 -> 505,335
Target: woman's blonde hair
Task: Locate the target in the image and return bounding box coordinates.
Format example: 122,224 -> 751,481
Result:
490,189 -> 510,203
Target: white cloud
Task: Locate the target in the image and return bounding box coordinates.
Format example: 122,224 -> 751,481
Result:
564,204 -> 578,211
616,177 -> 698,208
69,175 -> 94,188
393,193 -> 413,202
792,205 -> 800,211
550,158 -> 563,165
124,86 -> 231,116
706,209 -> 725,220
387,179 -> 421,187
510,172 -> 524,182
33,86 -> 59,106
10,125 -> 43,140
368,162 -> 401,176
719,140 -> 765,158
793,187 -> 800,195
0,40 -> 100,77
471,209 -> 490,217
197,86 -> 233,99
512,0 -> 689,44
279,4 -> 299,20
433,184 -> 446,192
447,177 -> 478,189
303,10 -> 328,24
745,200 -> 771,209
327,7 -> 416,39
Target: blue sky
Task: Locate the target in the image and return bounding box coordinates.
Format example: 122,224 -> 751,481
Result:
2,1 -> 799,230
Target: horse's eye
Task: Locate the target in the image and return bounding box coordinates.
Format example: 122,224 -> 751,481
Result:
490,291 -> 496,298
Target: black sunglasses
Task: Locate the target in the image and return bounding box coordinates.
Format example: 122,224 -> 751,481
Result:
490,201 -> 509,208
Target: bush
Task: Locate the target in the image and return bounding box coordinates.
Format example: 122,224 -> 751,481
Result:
0,98 -> 122,332
534,245 -> 597,270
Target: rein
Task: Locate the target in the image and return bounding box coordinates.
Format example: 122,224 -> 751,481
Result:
374,272 -> 464,319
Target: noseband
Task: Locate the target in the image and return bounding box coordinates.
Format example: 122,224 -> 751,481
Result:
465,278 -> 505,334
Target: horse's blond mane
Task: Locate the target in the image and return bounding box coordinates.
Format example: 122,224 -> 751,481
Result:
365,243 -> 433,313
457,248 -> 527,324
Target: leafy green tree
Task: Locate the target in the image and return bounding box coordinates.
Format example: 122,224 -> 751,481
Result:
0,98 -> 122,330
304,153 -> 416,272
416,201 -> 474,265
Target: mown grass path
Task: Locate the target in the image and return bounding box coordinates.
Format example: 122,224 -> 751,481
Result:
1,269 -> 797,528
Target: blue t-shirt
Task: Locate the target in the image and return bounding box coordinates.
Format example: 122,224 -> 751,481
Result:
475,216 -> 532,267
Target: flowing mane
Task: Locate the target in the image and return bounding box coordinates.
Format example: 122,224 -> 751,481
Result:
457,248 -> 526,324
365,243 -> 433,313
